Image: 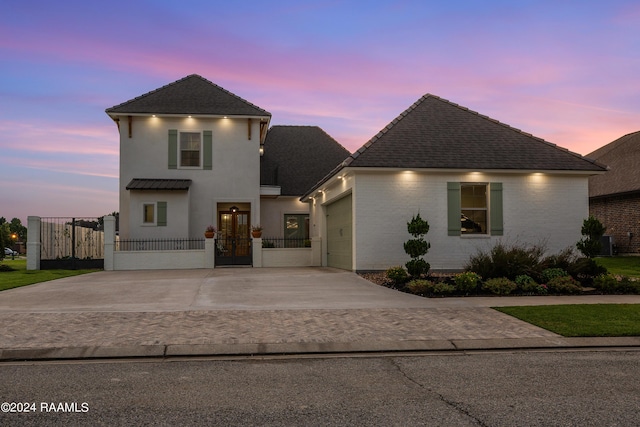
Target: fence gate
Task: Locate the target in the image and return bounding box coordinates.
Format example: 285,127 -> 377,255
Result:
215,237 -> 252,266
40,217 -> 104,269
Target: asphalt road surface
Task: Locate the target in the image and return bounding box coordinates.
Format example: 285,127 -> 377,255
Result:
0,350 -> 638,426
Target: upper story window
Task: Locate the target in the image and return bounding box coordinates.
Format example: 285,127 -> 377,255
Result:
169,129 -> 212,170
180,132 -> 201,168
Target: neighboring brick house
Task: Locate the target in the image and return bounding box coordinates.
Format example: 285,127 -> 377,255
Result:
302,94 -> 608,271
587,131 -> 640,254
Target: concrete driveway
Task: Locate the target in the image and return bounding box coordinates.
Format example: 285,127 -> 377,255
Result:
1,267 -> 638,313
0,267 -> 439,313
1,267 -> 639,360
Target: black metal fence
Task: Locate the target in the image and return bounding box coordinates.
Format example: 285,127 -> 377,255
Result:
115,238 -> 205,251
261,238 -> 311,248
40,217 -> 105,269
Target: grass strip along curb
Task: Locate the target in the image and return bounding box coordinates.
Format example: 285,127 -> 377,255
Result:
495,304 -> 640,337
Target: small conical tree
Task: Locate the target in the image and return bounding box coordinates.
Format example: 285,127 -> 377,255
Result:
576,216 -> 606,258
404,213 -> 430,277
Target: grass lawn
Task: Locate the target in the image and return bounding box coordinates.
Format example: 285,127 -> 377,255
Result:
495,304 -> 640,337
0,258 -> 100,292
596,256 -> 640,278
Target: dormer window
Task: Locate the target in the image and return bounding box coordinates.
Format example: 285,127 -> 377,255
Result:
180,132 -> 201,168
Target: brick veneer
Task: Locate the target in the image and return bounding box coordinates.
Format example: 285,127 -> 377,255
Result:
589,193 -> 640,254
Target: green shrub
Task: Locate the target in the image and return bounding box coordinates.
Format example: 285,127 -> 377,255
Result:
546,276 -> 582,294
431,282 -> 455,295
576,216 -> 606,258
466,242 -> 544,280
404,213 -> 431,277
405,258 -> 430,278
406,279 -> 433,295
541,268 -> 568,283
454,272 -> 481,294
386,266 -> 408,285
593,274 -> 619,294
406,280 -> 455,296
483,277 -> 517,295
594,274 -> 640,295
515,275 -> 547,295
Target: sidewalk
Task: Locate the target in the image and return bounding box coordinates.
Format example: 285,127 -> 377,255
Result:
1,268 -> 639,361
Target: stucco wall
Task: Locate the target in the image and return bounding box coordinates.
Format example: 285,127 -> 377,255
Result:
119,116 -> 262,239
127,191 -> 190,239
260,197 -> 310,238
311,169 -> 590,271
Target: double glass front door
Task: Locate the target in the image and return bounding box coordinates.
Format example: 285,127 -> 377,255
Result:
216,210 -> 251,265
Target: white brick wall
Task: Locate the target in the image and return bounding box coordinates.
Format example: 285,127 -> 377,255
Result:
310,169 -> 590,271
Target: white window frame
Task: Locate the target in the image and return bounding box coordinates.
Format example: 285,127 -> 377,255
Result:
460,183 -> 488,235
142,203 -> 156,226
179,131 -> 203,169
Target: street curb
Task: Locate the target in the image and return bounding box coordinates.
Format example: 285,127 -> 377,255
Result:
2,337 -> 640,361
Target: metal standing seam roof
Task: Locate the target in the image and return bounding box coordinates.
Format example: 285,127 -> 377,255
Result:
126,179 -> 193,191
105,74 -> 271,117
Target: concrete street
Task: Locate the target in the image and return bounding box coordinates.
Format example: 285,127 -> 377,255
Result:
1,351 -> 638,426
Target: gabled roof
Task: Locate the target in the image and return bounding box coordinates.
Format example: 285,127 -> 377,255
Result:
588,131 -> 640,198
106,74 -> 271,117
260,126 -> 350,196
126,178 -> 192,191
345,94 -> 607,171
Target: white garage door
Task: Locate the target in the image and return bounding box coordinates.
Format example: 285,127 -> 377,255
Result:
326,194 -> 352,270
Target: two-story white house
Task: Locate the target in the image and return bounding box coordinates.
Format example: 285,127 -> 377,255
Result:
106,74 -> 348,267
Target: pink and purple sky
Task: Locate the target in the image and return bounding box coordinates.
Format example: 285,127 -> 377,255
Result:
2,0 -> 639,223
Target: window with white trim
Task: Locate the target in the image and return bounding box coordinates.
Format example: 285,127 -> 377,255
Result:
180,132 -> 201,167
143,203 -> 155,225
460,183 -> 487,234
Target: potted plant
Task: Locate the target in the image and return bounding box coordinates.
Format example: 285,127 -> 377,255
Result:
204,225 -> 216,239
251,225 -> 263,238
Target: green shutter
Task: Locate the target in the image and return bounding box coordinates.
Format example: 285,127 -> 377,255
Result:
447,182 -> 461,236
490,183 -> 503,236
203,130 -> 212,170
157,201 -> 167,227
168,129 -> 178,169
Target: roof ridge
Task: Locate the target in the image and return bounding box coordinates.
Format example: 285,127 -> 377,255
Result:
432,95 -> 607,169
106,74 -> 195,112
105,74 -> 271,115
344,94 -> 434,166
587,130 -> 640,159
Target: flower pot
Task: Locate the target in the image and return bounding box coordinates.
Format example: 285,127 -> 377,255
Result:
204,231 -> 215,239
251,231 -> 262,238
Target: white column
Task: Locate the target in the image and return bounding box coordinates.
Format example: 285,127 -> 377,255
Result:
311,237 -> 322,266
27,216 -> 41,270
252,238 -> 262,267
204,237 -> 216,268
103,216 -> 115,270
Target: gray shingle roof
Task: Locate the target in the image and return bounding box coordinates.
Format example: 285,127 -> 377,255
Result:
106,74 -> 271,117
588,131 -> 640,198
126,179 -> 192,191
260,126 -> 350,196
346,94 -> 607,171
